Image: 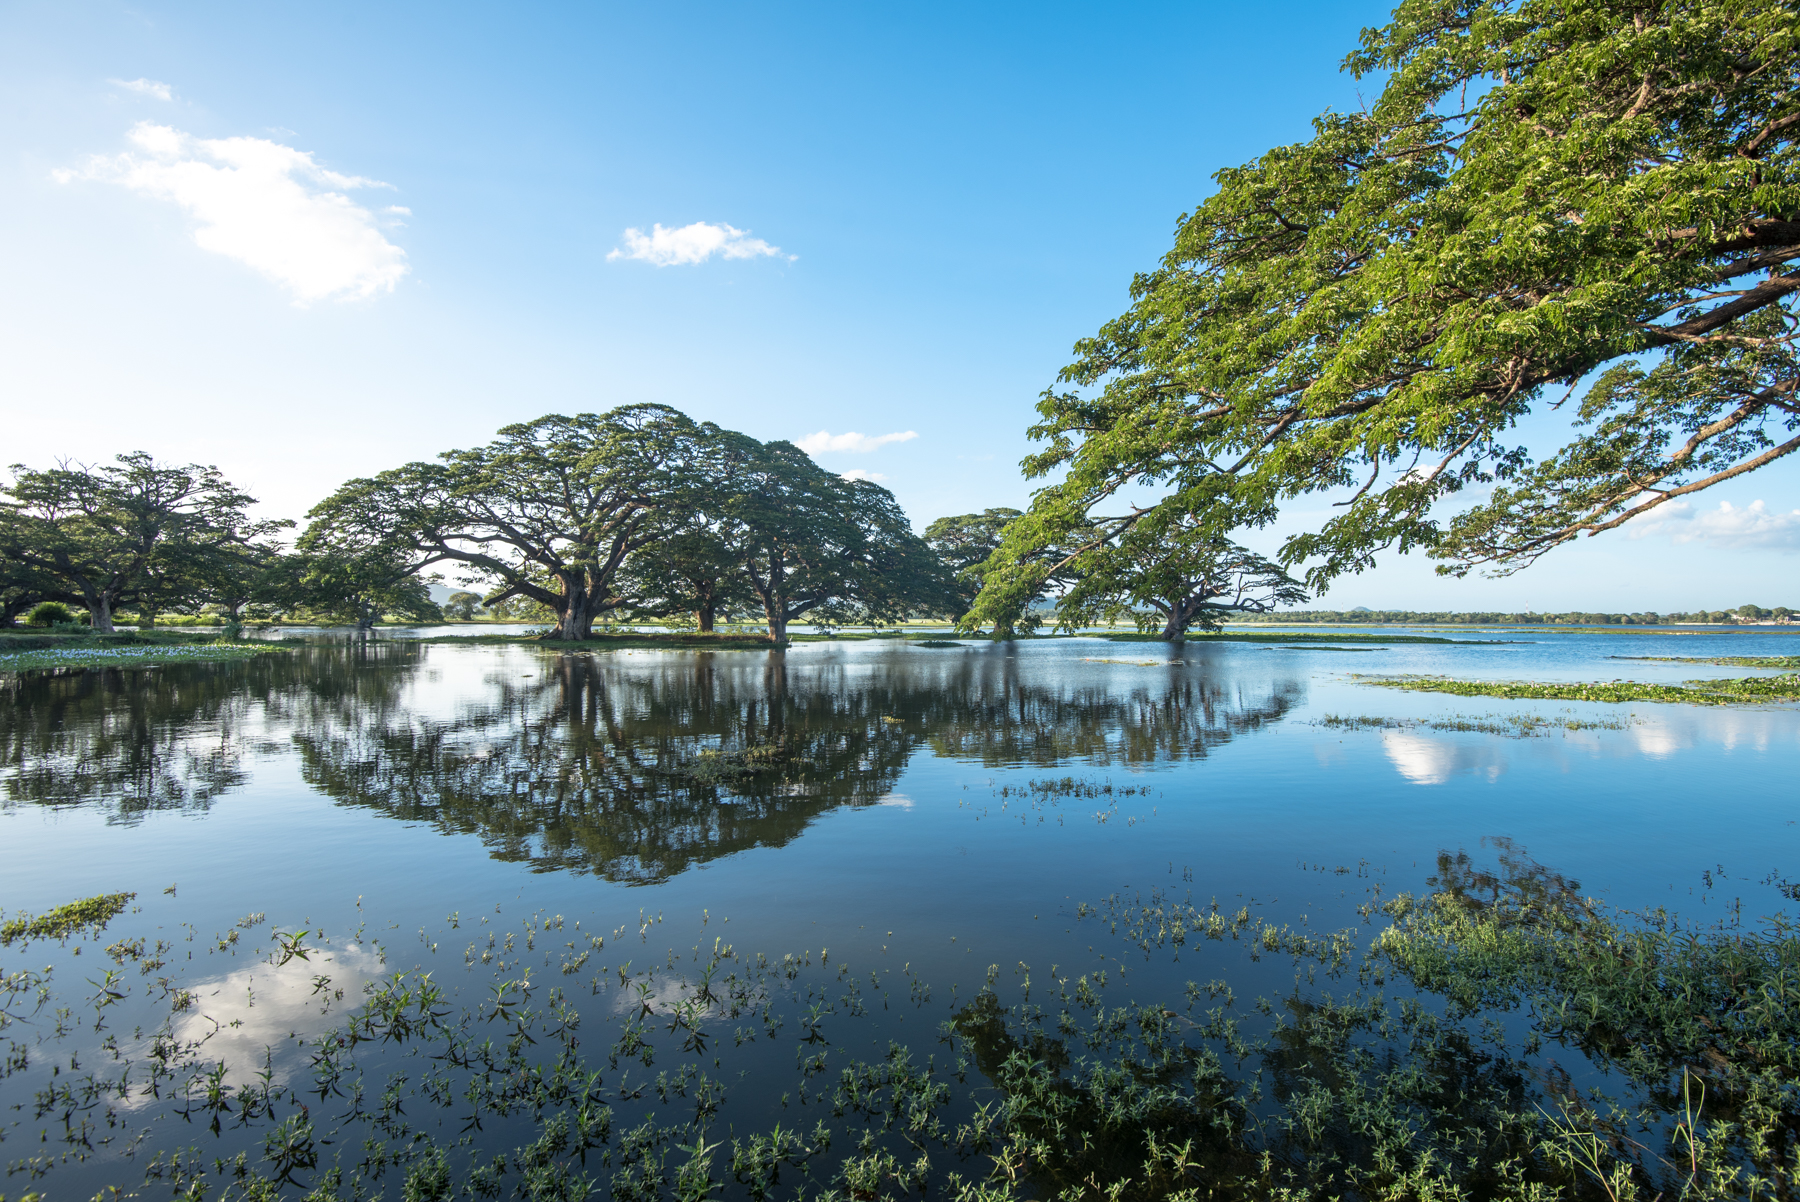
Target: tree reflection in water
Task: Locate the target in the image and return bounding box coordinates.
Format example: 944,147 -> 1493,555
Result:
1,642 -> 1301,879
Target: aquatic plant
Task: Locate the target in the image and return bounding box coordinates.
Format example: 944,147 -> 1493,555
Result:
5,844 -> 1794,1200
1358,673 -> 1800,705
0,890 -> 135,947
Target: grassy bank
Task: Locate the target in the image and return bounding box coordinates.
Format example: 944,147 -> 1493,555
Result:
0,629 -> 297,672
1357,672 -> 1800,705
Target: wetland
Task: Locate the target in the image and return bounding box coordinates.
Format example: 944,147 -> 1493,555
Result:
2,628 -> 1798,1200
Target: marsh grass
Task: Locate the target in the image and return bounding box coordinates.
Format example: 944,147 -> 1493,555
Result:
1611,655 -> 1800,669
7,848 -> 1798,1202
0,890 -> 135,946
1105,630 -> 1493,645
1316,710 -> 1636,736
1357,673 -> 1800,705
0,629 -> 296,672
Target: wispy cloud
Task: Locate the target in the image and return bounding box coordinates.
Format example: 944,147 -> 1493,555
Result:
797,430 -> 917,455
606,221 -> 790,266
110,78 -> 172,101
841,468 -> 888,483
1626,499 -> 1800,550
55,122 -> 408,303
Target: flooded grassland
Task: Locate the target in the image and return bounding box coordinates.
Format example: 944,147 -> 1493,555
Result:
2,630 -> 1797,1200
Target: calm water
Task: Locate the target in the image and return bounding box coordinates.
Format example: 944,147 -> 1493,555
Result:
2,628 -> 1796,1192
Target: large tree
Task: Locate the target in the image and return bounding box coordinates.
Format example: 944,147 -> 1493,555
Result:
304,406 -> 714,640
1009,0 -> 1798,589
1053,523 -> 1307,641
712,437 -> 957,642
924,508 -> 1023,614
0,454 -> 288,633
617,527 -> 755,632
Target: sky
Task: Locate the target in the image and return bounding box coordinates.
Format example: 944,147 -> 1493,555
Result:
1,0 -> 1794,612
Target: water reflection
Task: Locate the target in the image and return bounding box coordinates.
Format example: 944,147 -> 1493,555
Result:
0,643 -> 1301,881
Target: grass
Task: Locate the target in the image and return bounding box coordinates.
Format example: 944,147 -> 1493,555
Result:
14,848 -> 1798,1202
1611,654 -> 1800,668
1316,710 -> 1636,736
0,629 -> 297,672
1355,673 -> 1800,705
1104,629 -> 1496,645
0,890 -> 135,946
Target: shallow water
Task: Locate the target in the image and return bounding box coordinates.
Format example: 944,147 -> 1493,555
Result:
2,627 -> 1796,1192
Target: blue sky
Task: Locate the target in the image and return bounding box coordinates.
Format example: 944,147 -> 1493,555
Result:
2,0 -> 1794,611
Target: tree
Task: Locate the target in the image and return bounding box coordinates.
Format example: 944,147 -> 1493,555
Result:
617,528 -> 755,632
444,592 -> 485,620
0,453 -> 289,633
0,555 -> 69,629
1014,0 -> 1799,591
289,548 -> 442,632
720,438 -> 957,642
1053,523 -> 1308,640
303,406 -> 714,641
924,508 -> 1022,613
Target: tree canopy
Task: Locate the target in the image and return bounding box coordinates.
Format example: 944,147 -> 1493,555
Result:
1008,0 -> 1798,590
303,408 -> 956,642
0,453 -> 288,633
304,405 -> 713,640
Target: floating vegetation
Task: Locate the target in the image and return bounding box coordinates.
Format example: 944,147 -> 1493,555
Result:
661,739 -> 814,785
1316,710 -> 1635,736
910,640 -> 964,648
1104,630 -> 1491,645
1269,644 -> 1385,652
6,846 -> 1797,1201
0,890 -> 135,946
1356,673 -> 1800,705
1082,656 -> 1182,666
994,776 -> 1156,800
1611,654 -> 1800,669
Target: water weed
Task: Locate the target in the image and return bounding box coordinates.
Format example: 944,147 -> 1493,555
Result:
5,845 -> 1794,1200
1356,673 -> 1800,705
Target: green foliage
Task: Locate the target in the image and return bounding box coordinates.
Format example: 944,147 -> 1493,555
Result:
1361,672 -> 1800,704
1012,0 -> 1800,589
923,508 -> 1022,612
1057,528 -> 1307,640
0,891 -> 134,946
303,405 -> 716,641
441,591 -> 484,620
23,601 -> 76,627
697,435 -> 958,642
10,843 -> 1800,1201
0,453 -> 289,633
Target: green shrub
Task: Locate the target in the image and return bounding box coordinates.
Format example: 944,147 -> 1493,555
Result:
24,601 -> 77,627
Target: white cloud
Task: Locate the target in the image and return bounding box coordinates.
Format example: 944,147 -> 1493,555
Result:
841,468 -> 888,483
56,121 -> 409,303
1625,499 -> 1800,550
385,205 -> 412,216
110,78 -> 172,101
797,430 -> 918,455
606,221 -> 790,266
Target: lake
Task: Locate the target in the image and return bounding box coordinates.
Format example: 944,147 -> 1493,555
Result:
3,627 -> 1796,1198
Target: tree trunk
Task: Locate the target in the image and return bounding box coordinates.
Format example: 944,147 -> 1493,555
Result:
696,604 -> 715,632
139,609 -> 157,630
90,594 -> 116,634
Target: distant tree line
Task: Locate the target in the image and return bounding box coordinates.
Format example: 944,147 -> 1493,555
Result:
1238,607 -> 1795,626
0,407 -> 1015,640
